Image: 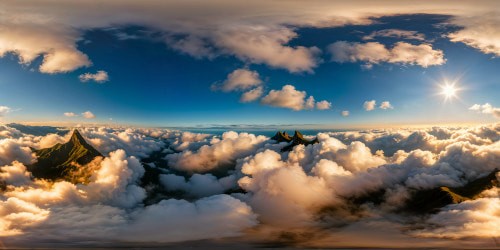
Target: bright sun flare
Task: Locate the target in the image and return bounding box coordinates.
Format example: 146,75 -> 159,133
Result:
440,83 -> 460,100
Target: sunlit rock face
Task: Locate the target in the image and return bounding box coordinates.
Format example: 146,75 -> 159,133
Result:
28,130 -> 103,182
0,124 -> 498,248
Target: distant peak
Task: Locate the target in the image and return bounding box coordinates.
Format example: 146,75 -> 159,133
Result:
293,130 -> 304,139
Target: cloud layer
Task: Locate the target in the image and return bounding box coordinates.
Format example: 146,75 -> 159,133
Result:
0,123 -> 498,247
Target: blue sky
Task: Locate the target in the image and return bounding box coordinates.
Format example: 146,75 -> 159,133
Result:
0,1 -> 499,128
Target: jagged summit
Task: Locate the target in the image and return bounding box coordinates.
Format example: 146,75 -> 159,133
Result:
71,129 -> 85,142
28,129 -> 103,181
271,131 -> 292,143
273,130 -> 319,152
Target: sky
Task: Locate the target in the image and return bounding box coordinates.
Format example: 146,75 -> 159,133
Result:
0,0 -> 499,128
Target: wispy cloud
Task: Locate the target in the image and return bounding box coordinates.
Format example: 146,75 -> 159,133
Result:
82,111 -> 96,119
79,70 -> 109,83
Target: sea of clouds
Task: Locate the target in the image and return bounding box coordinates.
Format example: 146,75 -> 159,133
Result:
0,123 -> 498,248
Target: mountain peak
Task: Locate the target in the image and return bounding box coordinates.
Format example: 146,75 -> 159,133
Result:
271,131 -> 292,143
278,130 -> 319,152
70,129 -> 86,145
28,129 -> 102,182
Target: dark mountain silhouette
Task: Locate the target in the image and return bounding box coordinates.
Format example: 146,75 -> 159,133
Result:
28,130 -> 102,181
271,131 -> 292,143
405,168 -> 499,213
280,131 -> 319,152
343,169 -> 499,214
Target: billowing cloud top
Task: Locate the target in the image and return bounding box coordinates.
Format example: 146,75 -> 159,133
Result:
0,123 -> 498,248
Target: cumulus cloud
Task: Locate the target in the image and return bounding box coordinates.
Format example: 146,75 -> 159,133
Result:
82,111 -> 96,119
316,100 -> 332,110
121,195 -> 257,242
166,131 -> 268,172
328,41 -> 445,68
413,198 -> 500,239
240,86 -> 263,103
79,127 -> 165,158
0,140 -> 35,166
469,103 -> 500,118
0,106 -> 11,117
379,101 -> 393,110
261,85 -> 308,111
363,29 -> 426,41
64,112 -> 77,117
363,100 -> 376,111
79,70 -> 109,83
363,100 -> 393,111
261,85 -> 329,111
213,68 -> 262,92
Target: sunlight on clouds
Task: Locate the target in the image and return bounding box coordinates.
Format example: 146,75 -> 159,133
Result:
0,123 -> 498,247
328,41 -> 445,68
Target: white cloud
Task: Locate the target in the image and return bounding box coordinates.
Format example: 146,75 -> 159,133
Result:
305,96 -> 315,110
238,149 -> 337,227
0,106 -> 11,117
341,110 -> 350,117
80,127 -> 165,158
121,195 -> 257,242
0,146 -> 257,242
379,101 -> 393,110
82,111 -> 96,119
469,103 -> 500,118
328,41 -> 445,68
215,27 -> 321,73
316,100 -> 332,110
79,70 -> 109,83
261,85 -> 307,111
240,86 -> 263,103
0,23 -> 91,74
260,85 -> 329,111
0,161 -> 32,186
166,131 -> 268,172
214,68 -> 262,92
363,29 -> 426,41
64,112 -> 77,117
363,100 -> 376,111
0,123 -> 500,245
0,139 -> 35,166
413,198 -> 500,239
1,1 -> 499,76
449,14 -> 500,57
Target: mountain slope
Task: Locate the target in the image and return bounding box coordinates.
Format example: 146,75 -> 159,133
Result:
405,168 -> 499,213
28,130 -> 102,181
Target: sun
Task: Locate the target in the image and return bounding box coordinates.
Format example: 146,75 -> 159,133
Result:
439,82 -> 461,101
442,84 -> 457,98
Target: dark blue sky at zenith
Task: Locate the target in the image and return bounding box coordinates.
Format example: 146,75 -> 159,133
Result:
0,10 -> 498,128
